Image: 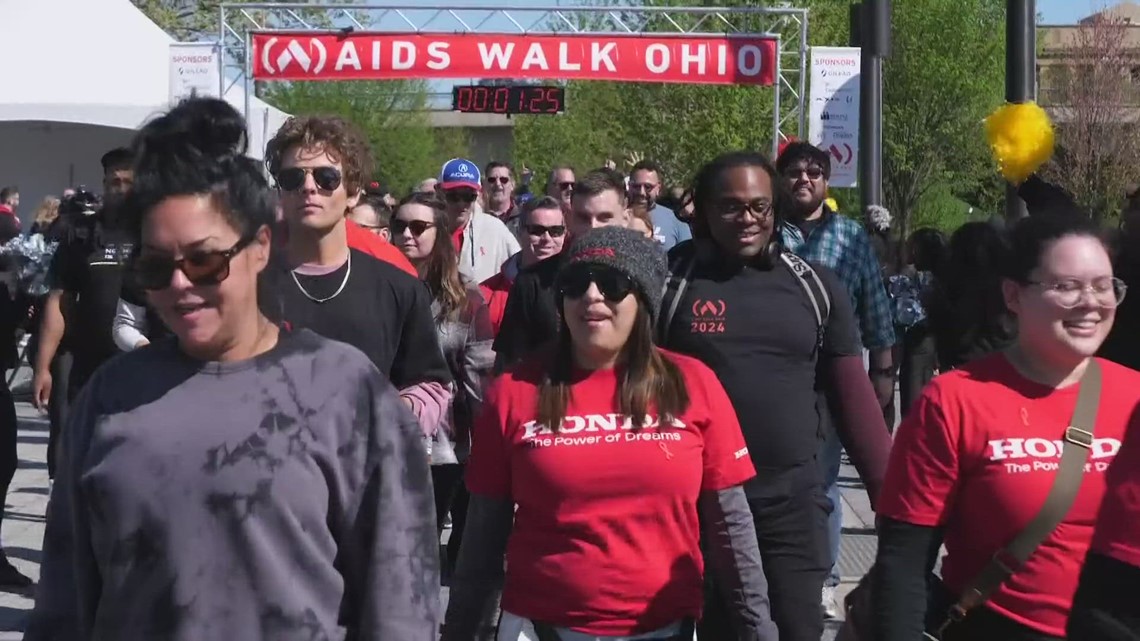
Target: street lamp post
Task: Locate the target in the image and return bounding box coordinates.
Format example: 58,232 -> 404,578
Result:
856,0 -> 890,212
1006,0 -> 1037,220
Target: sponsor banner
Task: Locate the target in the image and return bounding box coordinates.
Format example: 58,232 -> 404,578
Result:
808,46 -> 860,188
252,32 -> 778,86
169,43 -> 221,104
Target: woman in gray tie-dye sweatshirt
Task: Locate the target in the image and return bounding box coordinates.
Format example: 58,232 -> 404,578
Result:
25,98 -> 439,641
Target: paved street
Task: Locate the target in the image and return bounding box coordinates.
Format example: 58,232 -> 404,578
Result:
0,398 -> 879,640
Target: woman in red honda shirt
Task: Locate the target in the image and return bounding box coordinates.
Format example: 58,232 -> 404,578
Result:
442,226 -> 776,641
1068,416 -> 1140,640
871,210 -> 1139,641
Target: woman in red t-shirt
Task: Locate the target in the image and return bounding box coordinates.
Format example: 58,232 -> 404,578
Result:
442,225 -> 776,641
1068,416 -> 1140,640
870,210 -> 1139,641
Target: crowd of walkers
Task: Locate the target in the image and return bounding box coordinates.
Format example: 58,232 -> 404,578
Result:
0,95 -> 1127,641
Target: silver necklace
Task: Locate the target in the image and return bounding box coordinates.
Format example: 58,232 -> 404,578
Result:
291,252 -> 352,303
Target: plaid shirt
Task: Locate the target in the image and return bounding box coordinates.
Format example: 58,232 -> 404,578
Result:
781,211 -> 897,350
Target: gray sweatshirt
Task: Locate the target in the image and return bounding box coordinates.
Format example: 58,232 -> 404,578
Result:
26,329 -> 440,641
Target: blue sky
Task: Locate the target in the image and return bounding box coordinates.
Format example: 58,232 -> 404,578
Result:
371,0 -> 1102,27
1038,0 -> 1099,24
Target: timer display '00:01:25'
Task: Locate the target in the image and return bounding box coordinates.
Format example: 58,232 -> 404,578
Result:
451,85 -> 565,114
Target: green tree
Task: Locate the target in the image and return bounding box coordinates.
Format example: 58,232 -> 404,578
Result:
134,1 -> 470,193
882,0 -> 1005,248
513,0 -> 851,186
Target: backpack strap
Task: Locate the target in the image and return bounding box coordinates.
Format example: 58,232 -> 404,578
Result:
779,251 -> 831,352
657,249 -> 697,345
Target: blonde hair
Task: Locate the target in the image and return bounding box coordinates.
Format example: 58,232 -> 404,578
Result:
33,196 -> 60,228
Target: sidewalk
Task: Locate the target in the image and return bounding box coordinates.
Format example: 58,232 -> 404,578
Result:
0,401 -> 881,640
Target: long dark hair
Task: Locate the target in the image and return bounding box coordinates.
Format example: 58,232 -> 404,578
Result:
535,288 -> 690,433
396,192 -> 465,322
927,221 -> 1015,368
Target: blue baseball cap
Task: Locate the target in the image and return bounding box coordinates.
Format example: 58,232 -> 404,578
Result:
440,158 -> 482,191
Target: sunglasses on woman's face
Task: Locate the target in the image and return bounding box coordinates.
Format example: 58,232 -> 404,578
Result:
391,219 -> 436,237
560,265 -> 634,302
275,166 -> 343,192
133,237 -> 254,291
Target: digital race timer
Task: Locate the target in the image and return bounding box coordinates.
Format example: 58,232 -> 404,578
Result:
451,85 -> 565,115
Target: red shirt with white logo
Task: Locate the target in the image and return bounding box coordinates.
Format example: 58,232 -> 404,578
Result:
1090,414 -> 1140,569
879,354 -> 1140,636
466,349 -> 755,635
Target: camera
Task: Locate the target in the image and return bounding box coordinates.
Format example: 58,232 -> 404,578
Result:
60,187 -> 101,218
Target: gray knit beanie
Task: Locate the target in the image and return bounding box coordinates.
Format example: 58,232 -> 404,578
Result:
558,226 -> 668,320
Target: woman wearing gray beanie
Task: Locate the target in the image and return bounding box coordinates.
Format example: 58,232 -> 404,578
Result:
443,225 -> 776,641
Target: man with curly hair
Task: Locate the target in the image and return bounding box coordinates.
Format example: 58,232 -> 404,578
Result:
264,115 -> 452,436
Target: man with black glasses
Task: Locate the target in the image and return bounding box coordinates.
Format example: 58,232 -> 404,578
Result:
480,195 -> 568,336
494,169 -> 630,370
440,158 -> 519,284
546,165 -> 576,212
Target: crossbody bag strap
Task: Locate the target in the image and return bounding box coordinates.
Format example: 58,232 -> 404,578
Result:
940,358 -> 1103,630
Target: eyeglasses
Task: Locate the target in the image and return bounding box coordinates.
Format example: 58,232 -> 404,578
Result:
782,166 -> 825,181
560,265 -> 634,302
275,166 -> 343,192
557,181 -> 576,192
487,176 -> 511,185
133,237 -> 254,291
445,191 -> 479,204
391,219 -> 436,237
714,199 -> 774,221
525,224 -> 566,238
1027,277 -> 1128,308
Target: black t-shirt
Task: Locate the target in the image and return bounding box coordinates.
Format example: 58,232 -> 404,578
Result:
262,248 -> 452,390
659,246 -> 861,495
492,252 -> 565,370
48,214 -> 134,376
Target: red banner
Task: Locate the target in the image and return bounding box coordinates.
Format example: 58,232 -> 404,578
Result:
252,32 -> 778,86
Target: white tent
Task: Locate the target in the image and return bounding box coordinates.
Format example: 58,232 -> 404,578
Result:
0,0 -> 290,224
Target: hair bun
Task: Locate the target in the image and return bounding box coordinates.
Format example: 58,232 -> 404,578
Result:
134,97 -> 249,167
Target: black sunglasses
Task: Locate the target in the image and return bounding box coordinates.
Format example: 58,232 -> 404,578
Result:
133,237 -> 254,291
558,181 -> 576,191
445,191 -> 479,204
525,224 -> 566,238
276,166 -> 343,192
782,166 -> 824,181
560,265 -> 634,302
391,219 -> 436,237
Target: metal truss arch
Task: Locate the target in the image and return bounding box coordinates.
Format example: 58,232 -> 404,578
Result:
220,3 -> 809,156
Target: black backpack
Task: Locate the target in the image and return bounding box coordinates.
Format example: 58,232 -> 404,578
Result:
656,242 -> 832,353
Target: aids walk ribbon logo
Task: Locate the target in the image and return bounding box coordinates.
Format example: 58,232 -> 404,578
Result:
689,298 -> 727,334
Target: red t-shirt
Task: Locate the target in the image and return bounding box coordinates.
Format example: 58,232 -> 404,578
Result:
1090,412 -> 1140,568
343,219 -> 417,277
879,354 -> 1140,637
478,270 -> 512,337
466,350 -> 755,635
